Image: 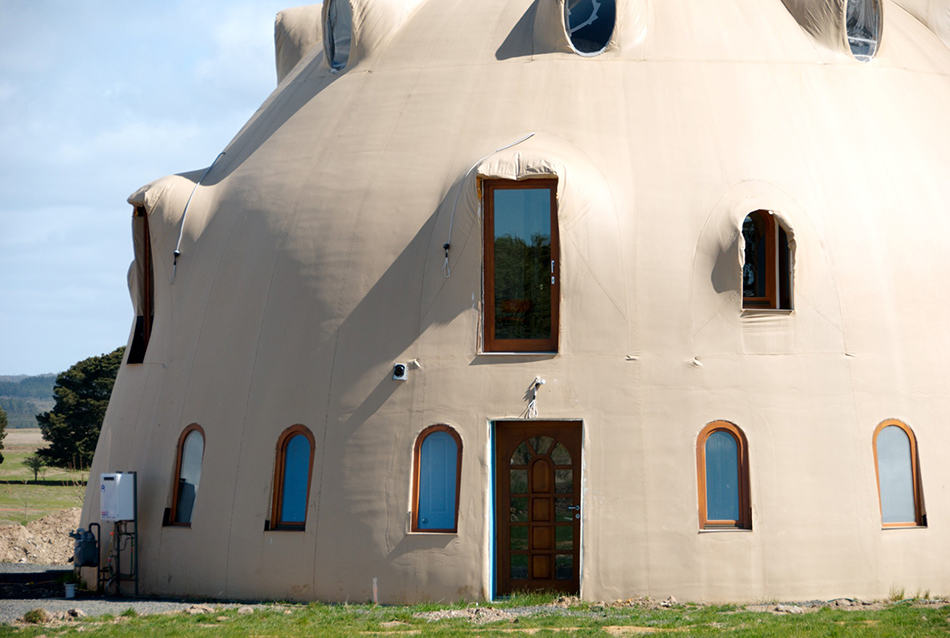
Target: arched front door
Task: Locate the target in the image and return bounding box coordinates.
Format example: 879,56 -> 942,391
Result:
495,421 -> 581,595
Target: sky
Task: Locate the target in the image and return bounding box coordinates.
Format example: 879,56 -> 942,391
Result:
0,1 -> 310,375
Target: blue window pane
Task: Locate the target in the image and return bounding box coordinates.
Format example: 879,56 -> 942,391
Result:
705,431 -> 739,522
280,435 -> 312,524
174,430 -> 203,524
418,431 -> 458,530
877,426 -> 917,524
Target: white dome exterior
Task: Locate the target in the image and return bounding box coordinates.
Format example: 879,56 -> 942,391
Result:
83,0 -> 950,602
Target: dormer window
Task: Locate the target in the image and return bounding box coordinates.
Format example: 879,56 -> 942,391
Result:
742,210 -> 792,310
846,0 -> 882,61
564,0 -> 616,55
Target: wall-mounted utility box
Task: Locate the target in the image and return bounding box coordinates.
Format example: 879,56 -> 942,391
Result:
100,473 -> 135,521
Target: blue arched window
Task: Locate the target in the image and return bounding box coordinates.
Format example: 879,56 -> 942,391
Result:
412,425 -> 462,532
697,421 -> 751,529
874,420 -> 925,527
271,425 -> 315,530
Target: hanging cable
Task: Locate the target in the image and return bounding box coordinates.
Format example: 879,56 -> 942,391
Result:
442,132 -> 535,278
171,151 -> 226,282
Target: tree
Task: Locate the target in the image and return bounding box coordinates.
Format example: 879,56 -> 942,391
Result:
23,454 -> 45,482
0,405 -> 6,464
36,347 -> 125,469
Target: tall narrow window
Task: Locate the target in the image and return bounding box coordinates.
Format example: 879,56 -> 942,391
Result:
412,425 -> 462,532
697,421 -> 751,530
873,420 -> 925,527
127,206 -> 154,364
483,179 -> 559,352
846,0 -> 882,61
271,425 -> 316,530
170,424 -> 204,526
742,210 -> 792,310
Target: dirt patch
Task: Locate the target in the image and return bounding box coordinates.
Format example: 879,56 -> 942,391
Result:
414,607 -> 517,624
0,508 -> 80,563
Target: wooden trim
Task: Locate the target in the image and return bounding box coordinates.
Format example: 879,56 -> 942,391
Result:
411,424 -> 463,533
696,421 -> 751,530
742,210 -> 776,309
270,425 -> 316,531
142,209 -> 154,348
168,424 -> 205,527
483,178 -> 560,353
872,419 -> 925,528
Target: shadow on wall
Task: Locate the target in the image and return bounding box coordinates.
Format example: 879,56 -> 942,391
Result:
711,234 -> 740,294
496,1 -> 539,60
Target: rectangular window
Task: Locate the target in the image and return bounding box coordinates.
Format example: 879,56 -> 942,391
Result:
483,179 -> 559,352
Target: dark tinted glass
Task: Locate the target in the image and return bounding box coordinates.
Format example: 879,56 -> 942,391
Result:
565,0 -> 616,54
492,188 -> 552,340
742,213 -> 768,299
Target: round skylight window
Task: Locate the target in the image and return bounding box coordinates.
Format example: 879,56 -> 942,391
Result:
845,0 -> 882,61
325,0 -> 352,71
564,0 -> 616,55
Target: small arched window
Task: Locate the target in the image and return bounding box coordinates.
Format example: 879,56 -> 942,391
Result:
412,425 -> 462,532
873,420 -> 925,527
564,0 -> 616,55
325,0 -> 352,71
846,0 -> 882,61
696,421 -> 751,530
742,210 -> 792,310
170,424 -> 204,526
271,425 -> 316,530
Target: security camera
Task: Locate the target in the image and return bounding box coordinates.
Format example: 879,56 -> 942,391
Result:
393,363 -> 408,381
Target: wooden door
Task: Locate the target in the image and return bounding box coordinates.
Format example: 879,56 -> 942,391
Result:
495,421 -> 581,595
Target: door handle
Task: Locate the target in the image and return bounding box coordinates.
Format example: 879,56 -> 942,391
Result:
567,505 -> 580,511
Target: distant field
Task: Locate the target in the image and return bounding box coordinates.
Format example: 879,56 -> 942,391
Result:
0,428 -> 85,526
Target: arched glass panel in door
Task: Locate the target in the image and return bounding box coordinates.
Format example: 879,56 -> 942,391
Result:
412,425 -> 462,532
508,435 -> 577,583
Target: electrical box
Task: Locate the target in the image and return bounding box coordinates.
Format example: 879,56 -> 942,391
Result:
100,473 -> 135,521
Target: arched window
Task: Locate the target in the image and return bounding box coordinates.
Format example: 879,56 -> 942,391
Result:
412,425 -> 462,532
127,206 -> 154,364
873,420 -> 925,527
564,0 -> 616,55
169,424 -> 204,526
270,425 -> 316,530
742,210 -> 792,310
696,421 -> 751,530
483,178 -> 560,352
325,0 -> 352,71
846,0 -> 882,62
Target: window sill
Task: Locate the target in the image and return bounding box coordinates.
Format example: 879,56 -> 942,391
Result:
698,527 -> 752,534
881,525 -> 927,530
407,530 -> 458,536
740,308 -> 793,317
475,351 -> 557,358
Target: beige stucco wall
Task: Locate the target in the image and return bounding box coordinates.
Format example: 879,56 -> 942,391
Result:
82,0 -> 950,602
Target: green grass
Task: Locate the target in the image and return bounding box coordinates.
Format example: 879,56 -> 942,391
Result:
1,596 -> 948,637
0,429 -> 85,526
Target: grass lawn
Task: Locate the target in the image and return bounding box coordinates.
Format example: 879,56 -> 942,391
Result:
2,594 -> 949,636
0,429 -> 85,526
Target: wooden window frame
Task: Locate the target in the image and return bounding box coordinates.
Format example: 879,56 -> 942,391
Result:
411,424 -> 463,533
696,421 -> 751,530
873,419 -> 926,528
741,210 -> 791,310
482,178 -> 560,353
127,206 -> 154,364
168,424 -> 204,527
270,425 -> 316,531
